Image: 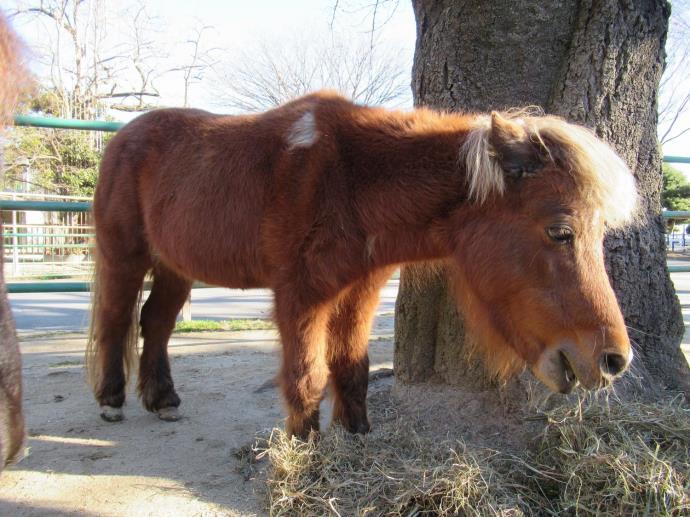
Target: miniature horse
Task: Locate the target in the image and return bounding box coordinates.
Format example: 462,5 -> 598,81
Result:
0,12 -> 29,469
87,91 -> 637,438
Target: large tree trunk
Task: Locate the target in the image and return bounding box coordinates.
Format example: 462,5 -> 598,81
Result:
395,0 -> 690,395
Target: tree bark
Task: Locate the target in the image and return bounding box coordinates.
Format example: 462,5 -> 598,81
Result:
395,0 -> 689,395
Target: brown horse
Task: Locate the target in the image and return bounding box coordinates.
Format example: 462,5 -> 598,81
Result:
87,91 -> 637,438
0,12 -> 29,470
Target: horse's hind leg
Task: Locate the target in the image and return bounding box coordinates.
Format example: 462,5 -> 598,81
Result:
92,257 -> 149,422
326,267 -> 394,434
138,264 -> 191,421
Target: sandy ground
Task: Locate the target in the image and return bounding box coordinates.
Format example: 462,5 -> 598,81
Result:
0,322 -> 394,516
1,271 -> 689,516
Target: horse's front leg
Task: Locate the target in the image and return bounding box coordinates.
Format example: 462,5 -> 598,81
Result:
274,291 -> 332,439
326,267 -> 394,433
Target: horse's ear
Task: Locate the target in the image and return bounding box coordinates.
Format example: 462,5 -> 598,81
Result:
488,112 -> 545,178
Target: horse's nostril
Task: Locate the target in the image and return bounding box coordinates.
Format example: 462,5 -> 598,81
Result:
600,352 -> 628,377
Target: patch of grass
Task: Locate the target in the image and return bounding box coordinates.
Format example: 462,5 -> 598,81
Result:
174,320 -> 224,332
255,397 -> 689,516
173,318 -> 274,333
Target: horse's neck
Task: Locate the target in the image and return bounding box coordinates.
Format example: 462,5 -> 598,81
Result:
347,125 -> 473,266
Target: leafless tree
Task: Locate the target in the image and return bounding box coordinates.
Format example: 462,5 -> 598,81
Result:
106,2 -> 164,112
658,0 -> 689,145
10,0 -> 166,116
329,0 -> 400,52
10,0 -> 120,118
212,31 -> 409,112
169,24 -> 217,108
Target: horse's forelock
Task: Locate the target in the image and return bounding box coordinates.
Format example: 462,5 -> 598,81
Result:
461,112 -> 638,229
532,118 -> 638,229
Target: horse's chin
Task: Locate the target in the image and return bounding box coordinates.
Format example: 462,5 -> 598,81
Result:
530,349 -> 579,394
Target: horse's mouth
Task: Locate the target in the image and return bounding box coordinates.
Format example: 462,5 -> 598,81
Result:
558,351 -> 578,394
531,347 -> 581,394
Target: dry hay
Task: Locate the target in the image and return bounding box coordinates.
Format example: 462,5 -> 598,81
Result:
248,395 -> 689,516
533,397 -> 689,515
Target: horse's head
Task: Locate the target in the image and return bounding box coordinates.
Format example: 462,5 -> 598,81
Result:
448,111 -> 637,393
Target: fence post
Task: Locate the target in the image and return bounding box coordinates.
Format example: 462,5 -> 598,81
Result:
182,293 -> 192,322
11,194 -> 18,277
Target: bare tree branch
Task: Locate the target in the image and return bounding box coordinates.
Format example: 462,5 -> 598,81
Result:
661,93 -> 690,144
661,126 -> 690,145
329,0 -> 340,30
659,0 -> 690,146
167,23 -> 218,107
211,31 -> 409,113
98,91 -> 159,99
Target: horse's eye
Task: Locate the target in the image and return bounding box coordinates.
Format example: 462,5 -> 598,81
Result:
546,225 -> 574,244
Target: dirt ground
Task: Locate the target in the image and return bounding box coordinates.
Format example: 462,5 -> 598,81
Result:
0,318 -> 395,516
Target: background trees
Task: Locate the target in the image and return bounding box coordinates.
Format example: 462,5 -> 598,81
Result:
5,0 -> 153,196
663,165 -> 690,213
4,0 -> 410,196
211,31 -> 408,112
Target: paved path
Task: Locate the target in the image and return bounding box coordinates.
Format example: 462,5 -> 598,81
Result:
7,271 -> 690,357
8,280 -> 399,333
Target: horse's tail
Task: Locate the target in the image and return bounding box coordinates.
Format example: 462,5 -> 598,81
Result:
85,247 -> 143,393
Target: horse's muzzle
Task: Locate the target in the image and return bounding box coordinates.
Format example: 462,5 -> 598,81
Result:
531,339 -> 632,393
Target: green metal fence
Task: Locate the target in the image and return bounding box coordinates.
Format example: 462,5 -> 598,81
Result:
14,115 -> 124,132
4,114 -> 690,292
4,115 -> 116,291
0,200 -> 91,212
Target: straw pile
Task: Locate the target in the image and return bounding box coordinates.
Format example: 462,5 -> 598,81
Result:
247,396 -> 689,516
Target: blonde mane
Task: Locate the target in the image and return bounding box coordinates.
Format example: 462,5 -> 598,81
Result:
460,112 -> 638,229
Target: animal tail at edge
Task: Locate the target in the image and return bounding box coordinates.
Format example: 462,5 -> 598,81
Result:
85,247 -> 143,394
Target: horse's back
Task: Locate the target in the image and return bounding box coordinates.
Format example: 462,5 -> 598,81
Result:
95,108 -> 284,288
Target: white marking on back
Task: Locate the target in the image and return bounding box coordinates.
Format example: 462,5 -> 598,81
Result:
288,111 -> 319,149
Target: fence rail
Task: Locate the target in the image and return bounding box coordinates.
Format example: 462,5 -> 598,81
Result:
14,115 -> 124,132
664,156 -> 690,164
0,200 -> 91,212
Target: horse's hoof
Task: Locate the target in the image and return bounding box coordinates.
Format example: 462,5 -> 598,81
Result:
156,407 -> 180,421
100,405 -> 124,422
354,421 -> 371,434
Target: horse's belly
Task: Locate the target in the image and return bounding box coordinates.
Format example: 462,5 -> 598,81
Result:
140,163 -> 271,288
150,228 -> 270,289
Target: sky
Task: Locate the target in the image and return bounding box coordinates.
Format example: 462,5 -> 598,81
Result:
6,0 -> 415,113
4,0 -> 689,174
